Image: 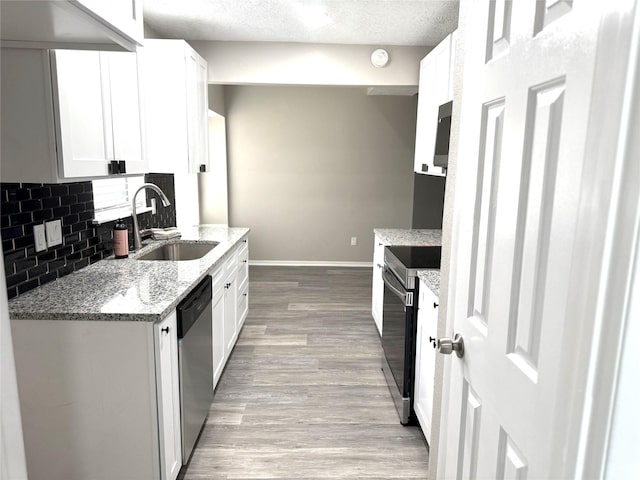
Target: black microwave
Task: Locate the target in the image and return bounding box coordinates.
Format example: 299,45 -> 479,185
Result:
433,100 -> 453,168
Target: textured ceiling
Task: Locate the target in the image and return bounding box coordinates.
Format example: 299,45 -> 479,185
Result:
143,0 -> 459,47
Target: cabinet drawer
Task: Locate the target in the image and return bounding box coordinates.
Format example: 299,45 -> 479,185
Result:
225,250 -> 238,274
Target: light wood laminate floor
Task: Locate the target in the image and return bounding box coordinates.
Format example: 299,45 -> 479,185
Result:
179,266 -> 429,479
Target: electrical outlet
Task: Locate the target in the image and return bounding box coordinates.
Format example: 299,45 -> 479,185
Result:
45,219 -> 63,247
350,236 -> 357,246
34,224 -> 47,252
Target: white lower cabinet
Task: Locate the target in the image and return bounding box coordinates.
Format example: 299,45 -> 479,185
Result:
11,312 -> 181,480
155,311 -> 182,480
413,281 -> 439,444
212,237 -> 250,390
371,234 -> 387,335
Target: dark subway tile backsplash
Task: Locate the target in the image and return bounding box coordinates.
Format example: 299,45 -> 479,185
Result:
1,173 -> 176,300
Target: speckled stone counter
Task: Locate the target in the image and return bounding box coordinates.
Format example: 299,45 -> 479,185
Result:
8,225 -> 249,322
418,269 -> 440,297
373,228 -> 441,246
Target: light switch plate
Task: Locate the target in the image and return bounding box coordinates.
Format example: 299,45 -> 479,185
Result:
34,224 -> 47,252
45,220 -> 63,247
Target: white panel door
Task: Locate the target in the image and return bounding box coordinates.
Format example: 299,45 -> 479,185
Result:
439,1 -> 627,478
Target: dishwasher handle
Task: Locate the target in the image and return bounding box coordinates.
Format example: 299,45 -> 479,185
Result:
177,276 -> 213,339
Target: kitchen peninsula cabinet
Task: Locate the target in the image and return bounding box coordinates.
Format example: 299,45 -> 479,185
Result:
11,311 -> 181,480
0,48 -> 146,183
138,40 -> 209,174
413,30 -> 457,176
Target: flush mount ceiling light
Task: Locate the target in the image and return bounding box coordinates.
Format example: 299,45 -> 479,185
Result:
371,48 -> 390,68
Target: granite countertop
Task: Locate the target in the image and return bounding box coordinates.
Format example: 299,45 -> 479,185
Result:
8,225 -> 250,322
418,269 -> 440,297
374,228 -> 442,296
374,228 -> 441,246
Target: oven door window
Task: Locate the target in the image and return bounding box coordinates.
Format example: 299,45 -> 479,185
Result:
381,268 -> 410,395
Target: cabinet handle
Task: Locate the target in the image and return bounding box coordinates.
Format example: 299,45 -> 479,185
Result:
429,336 -> 437,348
243,293 -> 247,297
161,326 -> 170,334
434,302 -> 439,309
378,242 -> 383,246
242,259 -> 248,263
108,160 -> 127,175
243,239 -> 248,243
225,282 -> 232,289
376,263 -> 383,269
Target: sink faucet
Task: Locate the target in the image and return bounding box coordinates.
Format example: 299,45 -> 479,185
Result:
131,183 -> 171,251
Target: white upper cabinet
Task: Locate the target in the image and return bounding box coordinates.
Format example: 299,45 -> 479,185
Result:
138,40 -> 209,175
0,48 -> 146,183
414,30 -> 457,177
0,0 -> 143,52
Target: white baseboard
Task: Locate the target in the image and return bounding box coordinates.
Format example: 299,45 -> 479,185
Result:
249,260 -> 373,268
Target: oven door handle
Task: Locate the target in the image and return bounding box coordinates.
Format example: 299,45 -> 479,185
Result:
383,268 -> 412,307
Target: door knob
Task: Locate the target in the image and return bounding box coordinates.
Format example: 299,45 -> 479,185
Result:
437,333 -> 464,358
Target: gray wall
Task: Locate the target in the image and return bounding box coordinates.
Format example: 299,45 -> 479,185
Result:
224,85 -> 417,262
208,84 -> 226,116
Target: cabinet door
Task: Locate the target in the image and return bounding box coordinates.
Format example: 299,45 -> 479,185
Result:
236,240 -> 249,331
155,311 -> 182,480
223,268 -> 238,356
414,284 -> 439,444
413,35 -> 452,177
52,49 -> 111,178
371,236 -> 386,335
212,272 -> 225,389
237,282 -> 249,332
105,51 -> 146,174
185,48 -> 209,173
138,40 -> 191,174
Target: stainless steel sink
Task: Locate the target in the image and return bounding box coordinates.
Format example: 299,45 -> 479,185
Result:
136,242 -> 219,261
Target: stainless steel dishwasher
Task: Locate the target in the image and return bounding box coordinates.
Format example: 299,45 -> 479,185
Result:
177,275 -> 213,465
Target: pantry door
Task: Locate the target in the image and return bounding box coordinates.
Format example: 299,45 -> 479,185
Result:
439,1 -> 638,478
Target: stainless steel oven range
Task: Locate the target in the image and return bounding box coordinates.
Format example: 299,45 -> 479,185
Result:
381,245 -> 441,425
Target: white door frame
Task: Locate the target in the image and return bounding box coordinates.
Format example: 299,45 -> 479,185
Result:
436,1 -> 640,478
